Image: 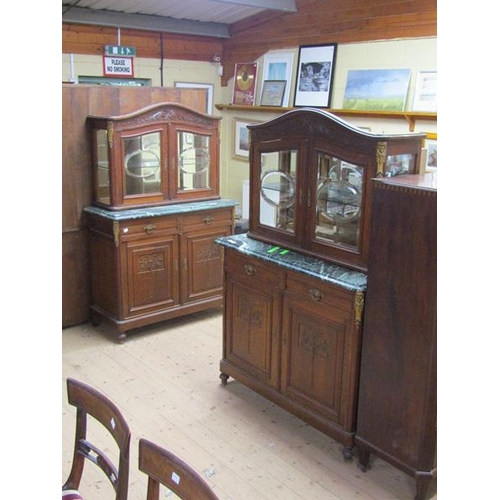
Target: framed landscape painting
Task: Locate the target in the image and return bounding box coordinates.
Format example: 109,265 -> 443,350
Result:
342,68 -> 411,111
260,80 -> 287,106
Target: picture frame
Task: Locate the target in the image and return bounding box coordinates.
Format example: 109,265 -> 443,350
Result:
232,63 -> 258,105
174,82 -> 214,114
233,118 -> 258,160
425,133 -> 437,170
293,43 -> 338,108
260,80 -> 287,106
261,51 -> 294,107
343,69 -> 411,111
412,71 -> 437,112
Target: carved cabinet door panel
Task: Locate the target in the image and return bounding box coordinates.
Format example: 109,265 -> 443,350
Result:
281,295 -> 349,425
123,235 -> 180,317
281,273 -> 362,431
180,225 -> 232,304
223,251 -> 284,389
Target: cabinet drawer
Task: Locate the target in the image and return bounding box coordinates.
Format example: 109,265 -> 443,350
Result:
225,250 -> 284,289
285,272 -> 354,312
119,216 -> 178,238
182,208 -> 232,228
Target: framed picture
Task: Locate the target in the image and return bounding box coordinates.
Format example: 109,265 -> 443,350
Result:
233,118 -> 258,160
232,63 -> 258,105
425,138 -> 437,170
412,71 -> 437,112
343,69 -> 411,111
261,51 -> 294,106
174,82 -> 214,114
260,80 -> 287,106
293,43 -> 338,108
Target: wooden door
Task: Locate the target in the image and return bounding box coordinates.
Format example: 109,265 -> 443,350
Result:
180,225 -> 231,304
223,251 -> 283,389
281,273 -> 361,431
123,234 -> 180,318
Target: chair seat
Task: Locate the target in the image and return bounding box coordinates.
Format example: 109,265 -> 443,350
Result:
62,488 -> 84,499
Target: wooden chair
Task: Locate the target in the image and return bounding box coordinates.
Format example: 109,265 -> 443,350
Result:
62,378 -> 131,500
138,438 -> 219,500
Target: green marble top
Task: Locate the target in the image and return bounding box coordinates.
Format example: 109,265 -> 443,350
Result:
84,199 -> 238,221
216,233 -> 367,292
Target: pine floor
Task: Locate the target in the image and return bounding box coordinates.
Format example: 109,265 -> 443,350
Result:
62,308 -> 437,500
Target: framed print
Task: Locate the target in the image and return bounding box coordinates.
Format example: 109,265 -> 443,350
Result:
174,82 -> 214,114
233,118 -> 258,160
232,63 -> 258,105
260,80 -> 287,106
419,132 -> 437,173
293,43 -> 337,108
261,51 -> 294,106
412,71 -> 437,112
343,69 -> 411,111
425,138 -> 437,169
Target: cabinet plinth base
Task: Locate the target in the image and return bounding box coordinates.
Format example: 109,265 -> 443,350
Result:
355,437 -> 437,500
91,300 -> 222,341
219,360 -> 355,453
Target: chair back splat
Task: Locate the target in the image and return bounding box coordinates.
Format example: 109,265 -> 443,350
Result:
62,378 -> 131,500
138,438 -> 219,500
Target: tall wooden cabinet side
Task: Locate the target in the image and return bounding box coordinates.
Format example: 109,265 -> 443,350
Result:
355,174 -> 437,500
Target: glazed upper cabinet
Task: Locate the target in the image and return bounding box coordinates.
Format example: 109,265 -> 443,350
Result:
88,103 -> 221,210
247,109 -> 425,271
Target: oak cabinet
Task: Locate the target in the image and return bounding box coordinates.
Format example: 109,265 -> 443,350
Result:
355,174 -> 437,500
86,202 -> 235,340
84,102 -> 236,339
218,237 -> 367,457
247,108 -> 425,271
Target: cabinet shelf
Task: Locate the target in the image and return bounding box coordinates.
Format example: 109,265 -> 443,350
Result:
215,104 -> 436,132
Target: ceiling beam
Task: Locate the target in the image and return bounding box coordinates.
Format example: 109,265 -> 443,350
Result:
61,6 -> 230,38
210,0 -> 297,11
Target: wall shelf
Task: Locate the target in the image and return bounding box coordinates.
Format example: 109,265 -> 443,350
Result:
215,104 -> 436,132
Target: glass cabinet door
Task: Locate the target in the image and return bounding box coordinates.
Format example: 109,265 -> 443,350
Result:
93,129 -> 110,205
315,152 -> 363,250
123,131 -> 162,197
259,150 -> 298,234
177,131 -> 211,192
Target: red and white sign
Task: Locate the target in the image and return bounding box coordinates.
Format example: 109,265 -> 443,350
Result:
103,56 -> 134,77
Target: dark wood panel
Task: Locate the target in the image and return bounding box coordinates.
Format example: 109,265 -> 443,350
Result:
62,230 -> 90,327
62,85 -> 207,328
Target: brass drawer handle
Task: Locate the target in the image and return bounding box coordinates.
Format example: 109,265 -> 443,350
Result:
203,217 -> 214,224
309,288 -> 323,301
244,264 -> 256,276
144,224 -> 156,234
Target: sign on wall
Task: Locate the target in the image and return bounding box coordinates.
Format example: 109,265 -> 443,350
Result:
104,45 -> 136,57
103,56 -> 134,77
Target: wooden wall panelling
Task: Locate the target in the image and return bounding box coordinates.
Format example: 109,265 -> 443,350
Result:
62,24 -> 223,62
62,84 -> 207,328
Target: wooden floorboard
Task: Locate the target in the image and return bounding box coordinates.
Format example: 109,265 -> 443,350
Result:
62,309 -> 437,499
